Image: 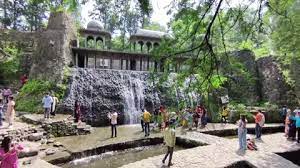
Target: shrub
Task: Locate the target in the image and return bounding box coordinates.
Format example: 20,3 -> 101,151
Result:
228,103 -> 254,123
15,79 -> 67,113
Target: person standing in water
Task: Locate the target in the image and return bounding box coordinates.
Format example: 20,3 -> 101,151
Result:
108,111 -> 118,138
162,120 -> 176,167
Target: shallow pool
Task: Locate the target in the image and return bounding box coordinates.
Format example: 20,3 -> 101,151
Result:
61,144 -> 184,168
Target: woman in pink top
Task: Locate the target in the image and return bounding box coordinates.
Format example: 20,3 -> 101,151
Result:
0,137 -> 23,168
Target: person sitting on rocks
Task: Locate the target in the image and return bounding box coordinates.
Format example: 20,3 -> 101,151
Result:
0,136 -> 24,168
247,136 -> 257,151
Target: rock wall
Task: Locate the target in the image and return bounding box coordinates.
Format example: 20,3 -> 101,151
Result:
290,58 -> 300,104
227,50 -> 259,104
256,56 -> 292,105
59,68 -> 160,126
0,29 -> 38,74
29,12 -> 77,83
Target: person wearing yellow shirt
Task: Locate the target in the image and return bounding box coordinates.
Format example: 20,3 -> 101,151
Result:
162,121 -> 176,166
143,109 -> 152,137
221,106 -> 230,123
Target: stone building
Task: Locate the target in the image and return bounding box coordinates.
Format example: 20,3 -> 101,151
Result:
72,21 -> 180,72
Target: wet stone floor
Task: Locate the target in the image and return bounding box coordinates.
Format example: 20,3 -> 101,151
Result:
61,144 -> 185,168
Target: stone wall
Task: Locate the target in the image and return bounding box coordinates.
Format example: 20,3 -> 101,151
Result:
256,56 -> 293,105
0,29 -> 38,75
29,12 -> 77,83
42,120 -> 92,137
226,50 -> 259,104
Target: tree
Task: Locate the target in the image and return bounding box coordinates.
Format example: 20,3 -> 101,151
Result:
23,1 -> 48,31
144,22 -> 166,32
0,0 -> 26,30
89,0 -> 119,33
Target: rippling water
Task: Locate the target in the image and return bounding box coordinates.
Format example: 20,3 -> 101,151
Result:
62,144 -> 183,168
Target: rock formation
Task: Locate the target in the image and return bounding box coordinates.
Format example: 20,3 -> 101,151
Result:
256,56 -> 292,105
29,12 -> 77,83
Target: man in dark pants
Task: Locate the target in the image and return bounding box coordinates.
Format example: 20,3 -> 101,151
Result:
140,110 -> 144,132
162,121 -> 176,166
254,110 -> 265,140
143,109 -> 151,137
108,112 -> 118,138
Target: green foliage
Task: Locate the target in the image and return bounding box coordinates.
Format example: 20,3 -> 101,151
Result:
228,103 -> 253,123
0,44 -> 22,84
144,22 -> 166,32
15,79 -> 67,113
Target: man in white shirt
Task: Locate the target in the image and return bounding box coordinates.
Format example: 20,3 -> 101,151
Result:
108,111 -> 118,138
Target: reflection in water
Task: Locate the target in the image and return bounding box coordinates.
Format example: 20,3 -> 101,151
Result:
62,144 -> 183,168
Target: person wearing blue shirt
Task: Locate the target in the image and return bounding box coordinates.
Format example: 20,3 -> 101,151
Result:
290,112 -> 300,143
42,92 -> 53,119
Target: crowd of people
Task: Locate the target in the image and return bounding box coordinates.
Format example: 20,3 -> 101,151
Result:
282,106 -> 300,143
139,104 -> 209,135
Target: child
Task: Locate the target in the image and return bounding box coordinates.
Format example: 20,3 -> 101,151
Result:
0,137 -> 23,168
0,99 -> 3,127
288,112 -> 297,140
247,138 -> 258,151
290,111 -> 300,143
237,114 -> 247,150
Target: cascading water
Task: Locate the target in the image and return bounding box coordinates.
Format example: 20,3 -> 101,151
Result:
122,73 -> 145,124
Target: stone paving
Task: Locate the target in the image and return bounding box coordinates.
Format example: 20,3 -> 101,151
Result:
0,120 -> 290,168
121,132 -> 300,168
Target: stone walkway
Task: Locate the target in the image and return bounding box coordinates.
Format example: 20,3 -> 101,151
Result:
121,132 -> 300,168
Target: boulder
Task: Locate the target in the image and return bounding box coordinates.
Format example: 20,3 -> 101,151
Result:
45,148 -> 56,155
28,132 -> 43,141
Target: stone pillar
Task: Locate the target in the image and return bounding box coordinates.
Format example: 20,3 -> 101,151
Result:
147,57 -> 150,71
75,53 -> 78,67
103,36 -> 106,49
84,54 -> 86,68
85,36 -> 87,48
94,55 -> 96,68
133,42 -> 136,51
94,36 -> 97,49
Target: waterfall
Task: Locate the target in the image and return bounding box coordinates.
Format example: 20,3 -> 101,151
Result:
122,73 -> 145,124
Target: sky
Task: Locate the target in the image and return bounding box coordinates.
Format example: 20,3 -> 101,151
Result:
81,0 -> 173,28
